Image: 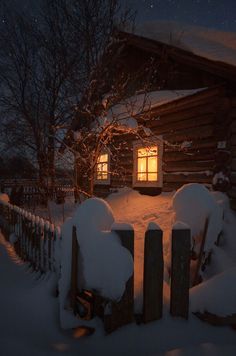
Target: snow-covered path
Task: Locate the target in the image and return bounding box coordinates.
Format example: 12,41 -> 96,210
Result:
0,232 -> 72,355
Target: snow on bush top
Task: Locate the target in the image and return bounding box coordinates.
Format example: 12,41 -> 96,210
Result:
59,198 -> 134,324
0,193 -> 10,204
173,183 -> 223,250
190,267 -> 236,317
72,197 -> 114,231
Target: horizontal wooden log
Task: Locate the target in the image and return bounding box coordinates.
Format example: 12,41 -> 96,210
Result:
231,159 -> 236,171
150,114 -> 215,135
231,97 -> 236,107
164,125 -> 214,143
144,104 -> 216,128
163,149 -> 215,162
163,160 -> 214,173
165,138 -> 217,152
228,188 -> 236,199
146,89 -> 223,117
229,109 -> 236,119
230,172 -> 236,185
231,134 -> 236,145
164,173 -> 213,183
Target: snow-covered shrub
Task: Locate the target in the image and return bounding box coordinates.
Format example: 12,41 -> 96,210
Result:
59,197 -> 133,314
190,267 -> 236,317
173,183 -> 223,251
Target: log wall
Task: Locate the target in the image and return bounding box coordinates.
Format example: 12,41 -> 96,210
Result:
94,87 -> 233,197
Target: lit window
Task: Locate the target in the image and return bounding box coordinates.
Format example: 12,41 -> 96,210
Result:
137,146 -> 158,182
96,153 -> 109,182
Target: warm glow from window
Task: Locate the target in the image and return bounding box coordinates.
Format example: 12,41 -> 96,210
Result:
96,153 -> 108,180
137,146 -> 158,182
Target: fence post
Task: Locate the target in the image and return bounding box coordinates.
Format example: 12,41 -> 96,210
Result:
70,225 -> 79,313
104,223 -> 134,333
170,222 -> 191,319
143,222 -> 163,323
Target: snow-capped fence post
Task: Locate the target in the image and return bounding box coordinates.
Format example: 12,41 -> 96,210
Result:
104,224 -> 134,333
143,223 -> 164,323
170,223 -> 191,319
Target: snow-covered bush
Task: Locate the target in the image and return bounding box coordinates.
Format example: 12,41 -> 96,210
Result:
190,267 -> 236,317
173,183 -> 223,251
59,197 -> 133,316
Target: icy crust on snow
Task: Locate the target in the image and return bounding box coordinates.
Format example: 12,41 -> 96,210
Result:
173,183 -> 223,251
59,197 -> 134,327
190,267 -> 236,317
130,21 -> 236,67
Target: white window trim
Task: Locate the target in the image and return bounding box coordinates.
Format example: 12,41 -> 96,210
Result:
132,136 -> 163,188
94,151 -> 111,185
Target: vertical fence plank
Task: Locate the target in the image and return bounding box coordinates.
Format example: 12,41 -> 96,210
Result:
143,225 -> 163,323
170,225 -> 191,319
70,225 -> 79,313
104,225 -> 134,333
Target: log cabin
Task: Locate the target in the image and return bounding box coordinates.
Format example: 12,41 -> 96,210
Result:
71,23 -> 236,208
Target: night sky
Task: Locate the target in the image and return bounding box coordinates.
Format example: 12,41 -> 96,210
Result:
130,0 -> 236,31
4,0 -> 236,32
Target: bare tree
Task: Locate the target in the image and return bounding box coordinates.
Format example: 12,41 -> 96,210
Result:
0,0 -> 134,199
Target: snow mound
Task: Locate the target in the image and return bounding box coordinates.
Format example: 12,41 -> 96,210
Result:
59,197 -> 134,327
0,193 -> 9,204
190,267 -> 236,317
173,184 -> 223,250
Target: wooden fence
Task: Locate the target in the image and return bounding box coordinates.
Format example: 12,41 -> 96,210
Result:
69,223 -> 192,333
0,200 -> 60,273
0,180 -> 75,209
0,200 -> 206,334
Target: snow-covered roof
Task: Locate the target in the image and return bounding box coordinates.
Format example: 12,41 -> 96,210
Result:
126,21 -> 236,68
107,88 -> 206,120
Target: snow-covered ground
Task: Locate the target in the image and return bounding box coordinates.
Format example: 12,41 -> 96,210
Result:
2,186 -> 236,355
1,229 -> 236,356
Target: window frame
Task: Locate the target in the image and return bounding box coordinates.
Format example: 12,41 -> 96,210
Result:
94,151 -> 111,185
132,137 -> 163,188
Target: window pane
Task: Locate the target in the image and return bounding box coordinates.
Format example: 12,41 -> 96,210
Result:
97,153 -> 108,163
138,148 -> 146,157
137,173 -> 147,181
138,157 -> 146,173
96,162 -> 108,180
148,173 -> 158,181
148,156 -> 158,172
147,146 -> 158,156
